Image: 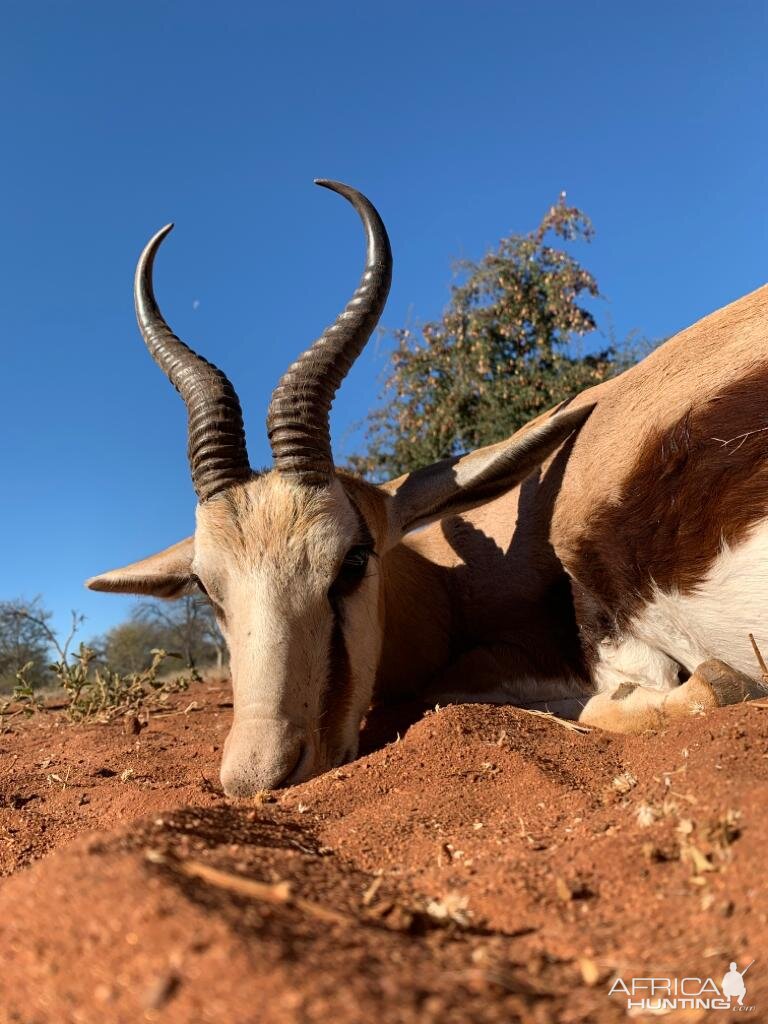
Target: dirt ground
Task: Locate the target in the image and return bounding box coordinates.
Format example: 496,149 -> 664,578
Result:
1,679 -> 767,1024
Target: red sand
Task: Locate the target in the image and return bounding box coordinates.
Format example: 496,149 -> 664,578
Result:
1,679 -> 767,1022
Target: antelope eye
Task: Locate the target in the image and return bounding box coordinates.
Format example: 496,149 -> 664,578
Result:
330,545 -> 372,597
344,545 -> 371,571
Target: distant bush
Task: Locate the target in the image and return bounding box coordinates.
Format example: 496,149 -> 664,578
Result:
0,597 -> 53,692
94,595 -> 226,676
0,608 -> 203,728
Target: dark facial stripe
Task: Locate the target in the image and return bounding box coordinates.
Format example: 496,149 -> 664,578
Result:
319,593 -> 355,761
346,493 -> 375,550
318,487 -> 379,757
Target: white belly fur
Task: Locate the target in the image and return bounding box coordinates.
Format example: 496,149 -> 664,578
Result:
593,518 -> 768,693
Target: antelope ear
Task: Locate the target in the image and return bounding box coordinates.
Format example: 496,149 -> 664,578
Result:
383,404 -> 594,537
86,537 -> 196,598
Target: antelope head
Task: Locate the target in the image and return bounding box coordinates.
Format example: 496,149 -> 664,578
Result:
88,181 -> 591,795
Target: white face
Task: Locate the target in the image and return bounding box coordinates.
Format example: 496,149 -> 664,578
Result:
192,473 -> 385,795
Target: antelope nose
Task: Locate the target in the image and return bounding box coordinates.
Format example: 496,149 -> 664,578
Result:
219,719 -> 310,797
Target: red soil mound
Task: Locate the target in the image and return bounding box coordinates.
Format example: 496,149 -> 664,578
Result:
1,679 -> 767,1022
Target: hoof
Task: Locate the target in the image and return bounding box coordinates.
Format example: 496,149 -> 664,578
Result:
689,659 -> 765,707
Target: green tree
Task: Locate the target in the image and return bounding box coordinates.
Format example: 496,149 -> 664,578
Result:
0,597 -> 53,691
353,194 -> 639,479
93,596 -> 226,677
133,595 -> 225,670
100,619 -> 166,676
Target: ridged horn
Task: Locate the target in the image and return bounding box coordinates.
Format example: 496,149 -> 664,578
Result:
266,180 -> 392,485
135,224 -> 252,502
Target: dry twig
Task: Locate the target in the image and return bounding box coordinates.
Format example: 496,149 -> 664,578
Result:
518,707 -> 591,733
146,851 -> 352,926
749,633 -> 768,683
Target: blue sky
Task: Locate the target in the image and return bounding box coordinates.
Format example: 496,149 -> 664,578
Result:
1,1 -> 766,642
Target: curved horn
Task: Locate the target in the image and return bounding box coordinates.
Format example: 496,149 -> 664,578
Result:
135,225 -> 252,502
266,180 -> 392,485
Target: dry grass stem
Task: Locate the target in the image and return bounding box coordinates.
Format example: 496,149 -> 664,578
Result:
518,707 -> 591,733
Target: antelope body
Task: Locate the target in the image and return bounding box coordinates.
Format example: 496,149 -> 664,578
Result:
89,182 -> 768,795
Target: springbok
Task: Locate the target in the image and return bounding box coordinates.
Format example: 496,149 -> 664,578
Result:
88,180 -> 767,795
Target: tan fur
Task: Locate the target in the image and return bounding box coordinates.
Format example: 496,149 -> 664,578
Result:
553,283 -> 768,559
89,283 -> 768,788
375,283 -> 768,716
